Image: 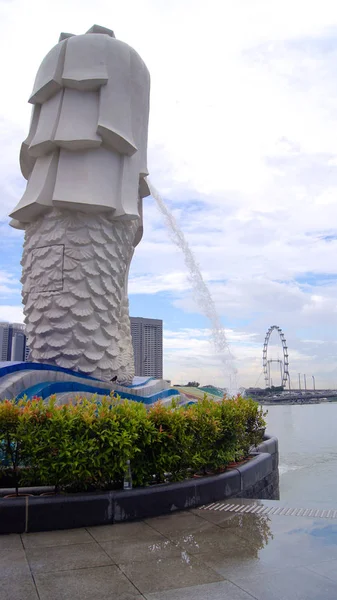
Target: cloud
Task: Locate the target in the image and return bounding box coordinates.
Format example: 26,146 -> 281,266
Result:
0,305 -> 24,323
164,328 -> 258,342
129,272 -> 189,295
162,326 -> 319,388
0,270 -> 21,297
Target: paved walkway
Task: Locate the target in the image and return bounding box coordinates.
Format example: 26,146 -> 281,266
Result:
2,498 -> 337,599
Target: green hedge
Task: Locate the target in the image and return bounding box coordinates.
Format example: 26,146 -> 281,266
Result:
0,395 -> 266,493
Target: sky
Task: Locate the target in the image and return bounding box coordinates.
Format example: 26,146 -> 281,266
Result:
1,0 -> 337,389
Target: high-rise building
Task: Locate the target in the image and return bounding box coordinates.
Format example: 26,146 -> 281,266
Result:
130,317 -> 163,378
11,327 -> 26,362
0,323 -> 10,361
0,323 -> 27,362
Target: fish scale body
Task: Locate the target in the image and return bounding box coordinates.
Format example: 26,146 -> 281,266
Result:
21,208 -> 138,383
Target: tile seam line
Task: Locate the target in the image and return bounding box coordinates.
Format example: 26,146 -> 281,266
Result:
106,511 -> 207,556
117,556 -> 227,596
300,564 -> 337,586
86,526 -> 147,598
30,561 -> 117,575
185,507 -> 238,529
112,563 -> 148,599
302,556 -> 337,569
22,528 -> 42,600
225,576 -> 261,600
188,510 -> 229,529
91,534 -> 168,544
191,554 -> 230,586
22,539 -> 98,549
142,518 -> 179,541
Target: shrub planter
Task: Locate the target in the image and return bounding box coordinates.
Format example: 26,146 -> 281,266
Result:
0,435 -> 278,533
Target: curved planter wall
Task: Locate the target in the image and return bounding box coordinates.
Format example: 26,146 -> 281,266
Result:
0,435 -> 279,534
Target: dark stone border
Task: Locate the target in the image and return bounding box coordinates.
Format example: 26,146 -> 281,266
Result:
0,435 -> 278,533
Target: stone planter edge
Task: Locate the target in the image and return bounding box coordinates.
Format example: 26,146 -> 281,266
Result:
0,434 -> 278,533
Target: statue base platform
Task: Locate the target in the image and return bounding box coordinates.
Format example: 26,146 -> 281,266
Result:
0,362 -> 182,406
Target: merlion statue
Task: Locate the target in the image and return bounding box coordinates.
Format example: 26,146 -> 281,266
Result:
9,25 -> 150,383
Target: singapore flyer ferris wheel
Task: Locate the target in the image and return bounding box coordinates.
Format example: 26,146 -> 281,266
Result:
263,325 -> 289,388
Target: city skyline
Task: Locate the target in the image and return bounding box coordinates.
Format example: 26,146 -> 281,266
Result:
0,322 -> 28,363
1,1 -> 337,387
0,315 -> 325,390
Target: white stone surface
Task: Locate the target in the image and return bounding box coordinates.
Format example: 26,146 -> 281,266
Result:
21,209 -> 141,382
0,367 -> 176,404
0,369 -> 113,400
10,27 -> 150,225
9,26 -> 150,383
114,379 -> 168,396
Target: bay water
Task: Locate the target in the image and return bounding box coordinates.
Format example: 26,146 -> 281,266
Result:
265,403 -> 337,503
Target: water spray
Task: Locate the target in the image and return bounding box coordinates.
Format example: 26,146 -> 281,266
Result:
149,182 -> 238,395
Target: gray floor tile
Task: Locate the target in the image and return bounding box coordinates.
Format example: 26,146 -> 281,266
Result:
193,510 -> 242,526
305,558 -> 337,582
217,512 -> 273,535
198,549 -> 281,580
88,520 -> 163,542
144,579 -> 256,599
119,555 -> 224,594
4,505 -> 337,600
194,507 -> 298,538
201,517 -> 337,575
257,525 -> 337,569
170,525 -> 252,556
26,541 -> 113,573
217,517 -> 273,548
201,536 -> 336,580
22,528 -> 93,548
0,575 -> 39,600
145,511 -> 213,537
192,510 -> 274,547
234,565 -> 337,600
101,536 -> 182,563
0,534 -> 23,550
252,514 -> 329,537
35,565 -> 142,600
0,548 -> 31,577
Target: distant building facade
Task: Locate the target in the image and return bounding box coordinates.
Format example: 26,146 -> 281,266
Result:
0,323 -> 10,361
130,317 -> 163,378
0,318 -> 163,372
0,323 -> 27,362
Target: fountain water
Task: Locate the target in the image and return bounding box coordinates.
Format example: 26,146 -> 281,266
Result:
149,182 -> 238,395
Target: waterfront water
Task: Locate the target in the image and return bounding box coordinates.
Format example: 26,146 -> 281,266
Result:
265,403 -> 337,503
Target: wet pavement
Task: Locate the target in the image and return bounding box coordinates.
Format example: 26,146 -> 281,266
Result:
2,498 -> 337,599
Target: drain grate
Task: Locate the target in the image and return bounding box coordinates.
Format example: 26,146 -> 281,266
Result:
198,502 -> 337,519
